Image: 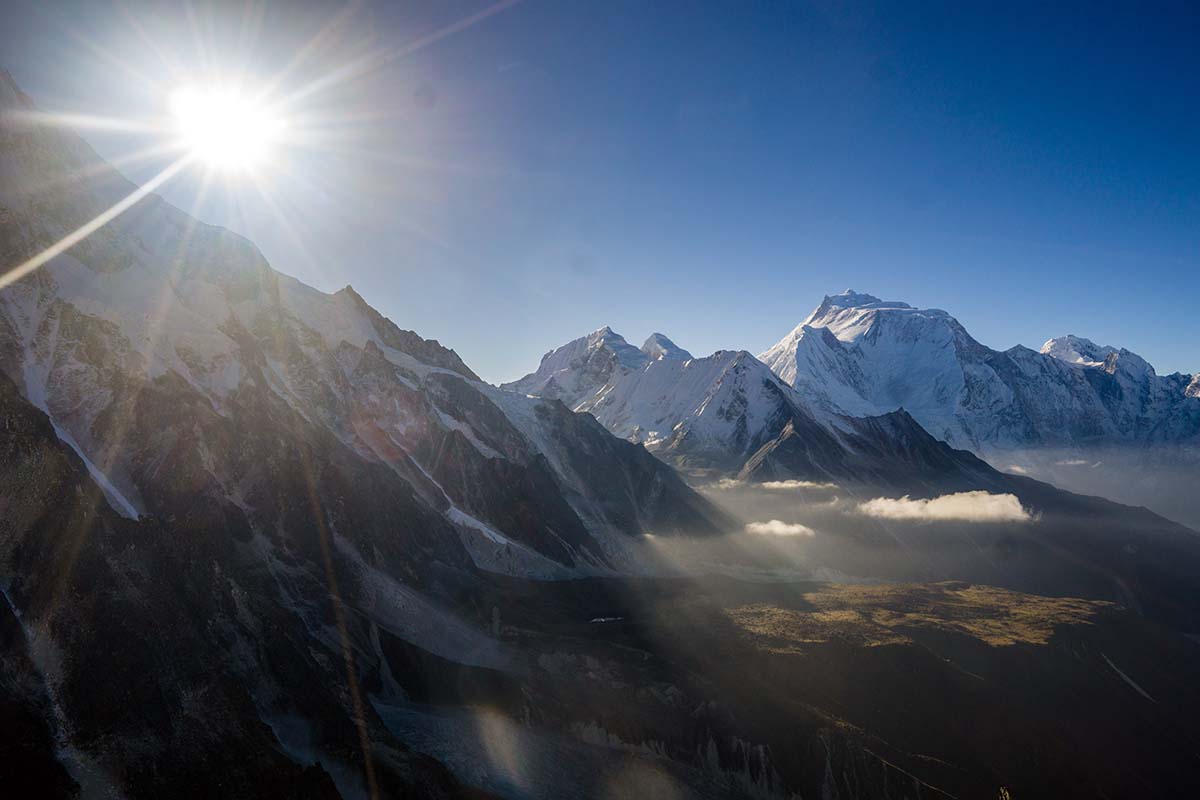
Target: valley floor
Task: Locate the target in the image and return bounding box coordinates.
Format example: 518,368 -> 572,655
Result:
377,572 -> 1200,800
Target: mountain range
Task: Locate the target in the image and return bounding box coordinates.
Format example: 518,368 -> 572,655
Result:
5,70 -> 1200,800
760,289 -> 1198,450
507,289 -> 1198,523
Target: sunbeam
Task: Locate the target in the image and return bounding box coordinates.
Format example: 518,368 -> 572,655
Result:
0,153 -> 193,290
15,141 -> 184,197
277,0 -> 524,108
5,109 -> 168,135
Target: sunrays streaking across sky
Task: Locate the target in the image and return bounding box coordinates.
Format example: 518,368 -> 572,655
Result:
0,0 -> 523,293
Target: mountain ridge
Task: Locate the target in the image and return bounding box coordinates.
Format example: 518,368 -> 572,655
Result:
0,74 -> 730,575
760,288 -> 1199,450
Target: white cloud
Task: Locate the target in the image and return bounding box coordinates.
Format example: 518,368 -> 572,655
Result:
745,520 -> 816,537
1055,459 -> 1090,466
856,491 -> 1034,523
710,478 -> 839,492
1005,464 -> 1029,474
759,479 -> 839,491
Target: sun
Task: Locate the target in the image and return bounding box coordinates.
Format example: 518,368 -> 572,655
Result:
168,86 -> 285,171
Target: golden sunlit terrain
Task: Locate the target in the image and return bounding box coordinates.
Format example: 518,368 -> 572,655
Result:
725,582 -> 1111,652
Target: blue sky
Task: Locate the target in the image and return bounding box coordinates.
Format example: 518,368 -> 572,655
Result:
3,1 -> 1197,382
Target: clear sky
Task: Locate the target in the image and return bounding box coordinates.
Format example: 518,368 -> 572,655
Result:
3,1 -> 1197,383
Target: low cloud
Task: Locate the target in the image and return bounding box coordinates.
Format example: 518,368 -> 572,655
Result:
745,520 -> 816,537
856,491 -> 1034,523
711,478 -> 838,492
1005,464 -> 1029,474
760,479 -> 839,491
1055,459 -> 1089,467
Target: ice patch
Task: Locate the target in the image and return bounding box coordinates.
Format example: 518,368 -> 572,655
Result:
1102,654 -> 1156,703
47,418 -> 141,520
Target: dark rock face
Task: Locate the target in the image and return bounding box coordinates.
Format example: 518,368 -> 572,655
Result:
527,399 -> 739,537
0,371 -> 484,798
742,409 -> 1007,493
0,560 -> 77,799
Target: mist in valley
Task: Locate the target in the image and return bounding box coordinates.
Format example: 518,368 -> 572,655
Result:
638,478 -> 1041,587
621,473 -> 1200,631
994,445 -> 1200,530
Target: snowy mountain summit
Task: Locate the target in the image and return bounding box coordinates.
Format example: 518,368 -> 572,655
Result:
510,290 -> 1198,524
505,329 -> 806,469
760,290 -> 1199,451
505,317 -> 1011,488
641,332 -> 692,361
758,289 -> 976,428
1040,335 -> 1117,367
505,326 -> 649,405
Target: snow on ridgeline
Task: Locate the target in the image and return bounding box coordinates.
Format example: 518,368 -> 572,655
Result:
502,326 -> 806,465
1040,335 -> 1117,367
641,332 -> 692,361
757,289 -> 1200,452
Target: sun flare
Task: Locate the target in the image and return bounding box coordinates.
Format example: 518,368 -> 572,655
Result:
168,86 -> 285,171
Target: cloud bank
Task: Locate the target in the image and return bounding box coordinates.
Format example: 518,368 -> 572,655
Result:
856,491 -> 1033,523
759,479 -> 839,491
745,520 -> 816,537
712,478 -> 838,492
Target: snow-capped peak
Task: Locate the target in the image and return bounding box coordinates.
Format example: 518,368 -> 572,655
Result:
501,326 -> 648,404
641,333 -> 692,361
803,289 -> 912,321
826,289 -> 886,309
1040,336 -> 1157,381
759,290 -> 1198,454
1040,335 -> 1117,367
795,290 -> 937,336
588,326 -> 648,370
759,290 -> 968,399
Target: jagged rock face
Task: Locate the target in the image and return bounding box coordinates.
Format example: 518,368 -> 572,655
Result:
505,329 -> 831,472
504,326 -> 649,405
1040,334 -> 1117,366
0,371 -> 479,798
760,289 -> 1200,451
740,409 -> 1007,493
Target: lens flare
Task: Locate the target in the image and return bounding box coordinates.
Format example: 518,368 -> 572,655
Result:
168,86 -> 284,170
